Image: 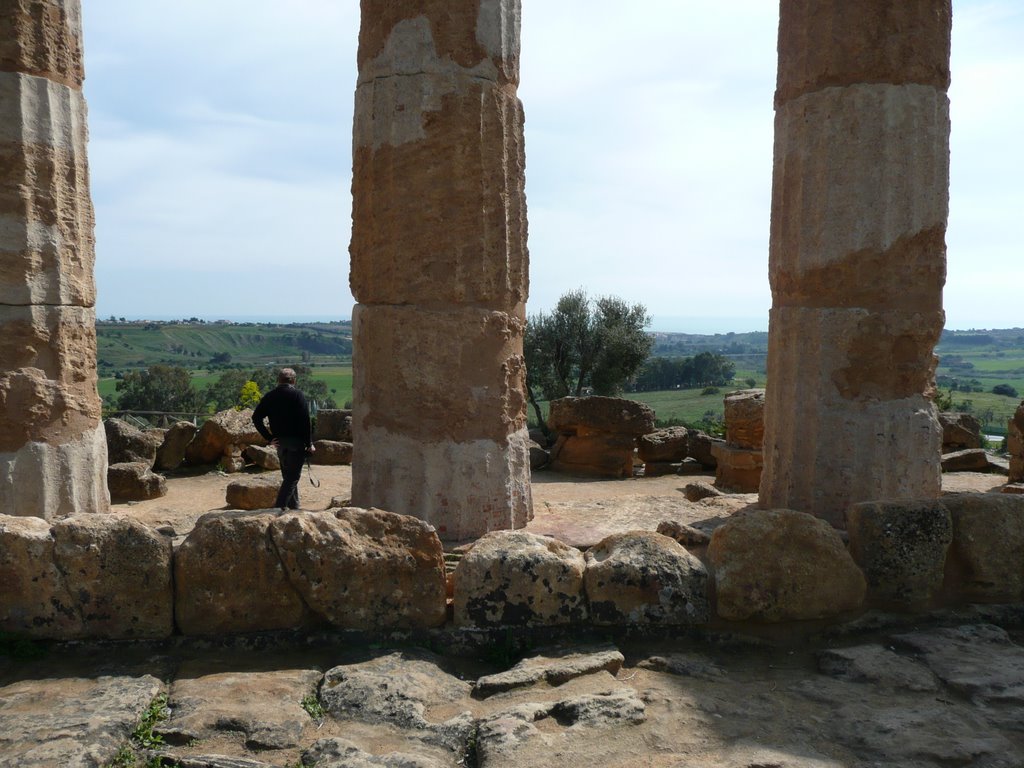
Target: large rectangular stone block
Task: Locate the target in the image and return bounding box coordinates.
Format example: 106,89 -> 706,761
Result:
350,78 -> 526,308
770,83 -> 949,312
0,0 -> 84,86
352,303 -> 526,444
776,0 -> 951,104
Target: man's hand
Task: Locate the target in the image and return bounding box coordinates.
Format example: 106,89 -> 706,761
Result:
270,438 -> 279,448
308,444 -> 316,454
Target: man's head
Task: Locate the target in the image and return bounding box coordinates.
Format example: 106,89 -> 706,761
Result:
278,368 -> 297,385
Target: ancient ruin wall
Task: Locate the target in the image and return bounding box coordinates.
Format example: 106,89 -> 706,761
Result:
760,0 -> 952,526
0,0 -> 109,518
348,1 -> 532,538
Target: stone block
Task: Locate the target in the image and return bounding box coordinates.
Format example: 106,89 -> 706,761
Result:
351,80 -> 526,308
846,499 -> 952,610
153,421 -> 197,471
637,426 -> 688,463
270,507 -> 447,630
944,493 -> 1024,601
548,396 -> 655,436
174,510 -> 308,635
723,389 -> 765,450
1009,402 -> 1024,483
453,530 -> 587,627
185,408 -> 265,466
941,448 -> 991,473
643,461 -> 679,477
709,509 -> 866,622
550,432 -> 637,479
0,513 -> 172,640
686,429 -> 720,469
103,417 -> 160,465
107,461 -> 166,502
711,443 -> 763,493
776,0 -> 951,104
583,531 -> 709,625
311,439 -> 352,465
0,1 -> 85,86
313,409 -> 352,442
51,514 -> 173,638
243,443 -> 280,471
939,411 -> 982,451
225,475 -> 279,510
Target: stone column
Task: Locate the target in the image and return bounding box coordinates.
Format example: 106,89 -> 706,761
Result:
349,0 -> 532,539
760,1 -> 952,526
0,0 -> 108,518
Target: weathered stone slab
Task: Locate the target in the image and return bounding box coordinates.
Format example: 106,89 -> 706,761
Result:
107,461 -> 166,502
817,645 -> 939,692
549,396 -> 655,437
655,520 -> 711,548
242,443 -> 279,471
154,420 -> 198,471
320,650 -> 473,750
682,481 -> 722,501
313,409 -> 352,442
893,624 -> 1024,705
941,448 -> 991,473
301,737 -> 445,768
846,499 -> 952,609
51,514 -> 173,639
158,666 -> 321,750
225,475 -> 280,510
103,417 -> 161,465
685,429 -> 720,469
310,439 -> 352,465
945,493 -> 1024,601
637,426 -> 688,464
709,508 -> 865,622
940,411 -> 983,451
583,531 -> 709,625
174,510 -> 308,635
0,674 -> 163,768
475,647 -> 624,697
1009,401 -> 1024,483
270,508 -> 447,630
453,530 -> 587,627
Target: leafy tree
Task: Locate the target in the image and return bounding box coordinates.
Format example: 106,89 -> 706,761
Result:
115,365 -> 201,413
239,381 -> 262,409
202,365 -> 336,412
992,384 -> 1019,398
524,289 -> 653,428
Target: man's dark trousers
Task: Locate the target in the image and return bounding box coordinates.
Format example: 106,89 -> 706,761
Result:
275,437 -> 305,509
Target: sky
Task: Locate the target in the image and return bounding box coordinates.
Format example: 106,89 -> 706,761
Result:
81,1 -> 1023,333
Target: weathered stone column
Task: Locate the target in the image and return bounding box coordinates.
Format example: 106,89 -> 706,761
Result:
349,1 -> 532,539
760,1 -> 952,526
0,0 -> 108,518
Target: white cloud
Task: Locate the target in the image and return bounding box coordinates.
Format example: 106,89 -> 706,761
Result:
82,1 -> 1023,330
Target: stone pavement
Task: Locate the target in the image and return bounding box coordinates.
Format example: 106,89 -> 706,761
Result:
4,609 -> 1024,767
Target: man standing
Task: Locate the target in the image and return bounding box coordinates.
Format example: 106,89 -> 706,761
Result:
252,368 -> 315,509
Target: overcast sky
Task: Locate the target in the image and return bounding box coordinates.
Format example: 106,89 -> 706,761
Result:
82,1 -> 1023,333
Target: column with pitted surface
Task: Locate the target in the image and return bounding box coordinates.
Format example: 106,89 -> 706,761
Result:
0,0 -> 108,518
349,0 -> 532,539
759,1 -> 952,526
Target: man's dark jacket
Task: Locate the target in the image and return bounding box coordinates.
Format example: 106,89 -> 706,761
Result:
251,384 -> 312,448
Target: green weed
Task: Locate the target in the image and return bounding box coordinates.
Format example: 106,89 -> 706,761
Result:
301,692 -> 325,720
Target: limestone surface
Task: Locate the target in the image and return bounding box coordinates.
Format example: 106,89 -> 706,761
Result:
637,426 -> 688,464
846,499 -> 952,609
103,417 -> 161,465
0,513 -> 172,639
1010,401 -> 1024,483
174,510 -> 308,635
944,493 -> 1024,601
349,1 -> 531,540
225,476 -> 279,510
242,443 -> 279,471
939,411 -> 983,451
0,0 -> 107,519
583,531 -> 709,625
107,461 -> 167,502
475,647 -> 624,697
453,530 -> 587,627
310,439 -> 353,465
941,448 -> 991,473
761,1 -> 950,522
708,509 -> 865,622
154,420 -> 198,471
313,408 -> 353,442
548,396 -> 655,479
269,508 -> 447,630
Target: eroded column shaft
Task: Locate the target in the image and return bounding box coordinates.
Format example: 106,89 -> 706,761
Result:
760,0 -> 952,525
0,0 -> 108,519
349,0 -> 532,538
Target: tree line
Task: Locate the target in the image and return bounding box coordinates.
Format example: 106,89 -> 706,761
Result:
631,352 -> 737,392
